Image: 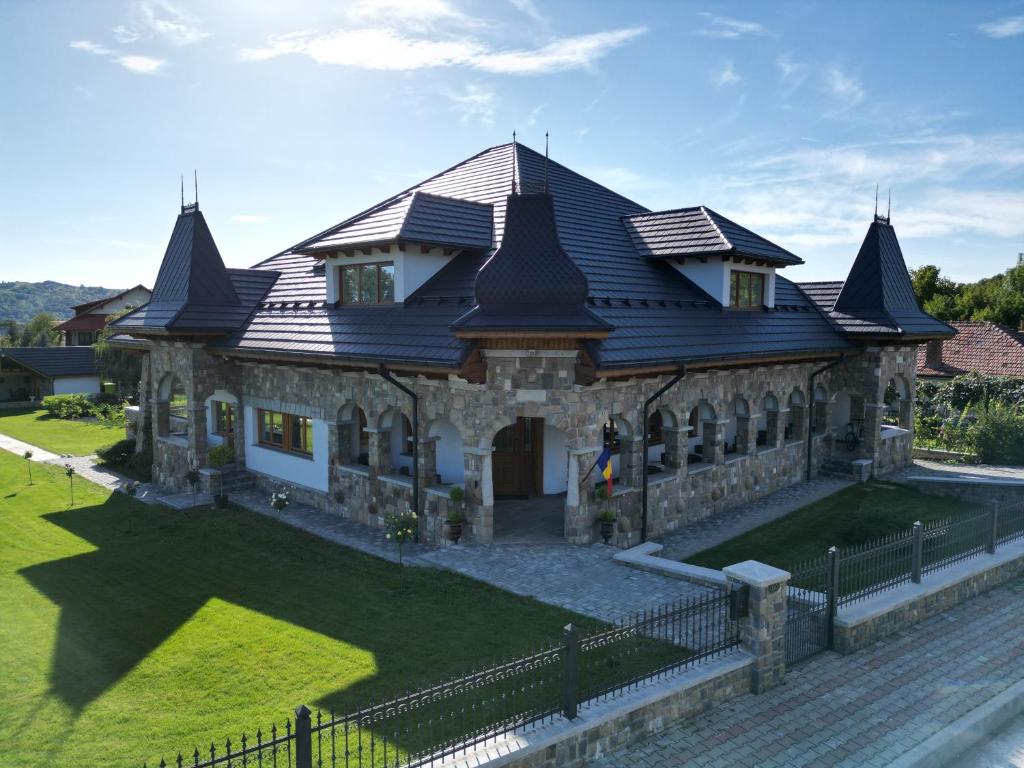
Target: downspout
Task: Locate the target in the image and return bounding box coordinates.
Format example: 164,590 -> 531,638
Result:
806,355 -> 844,481
641,365 -> 687,542
378,365 -> 419,533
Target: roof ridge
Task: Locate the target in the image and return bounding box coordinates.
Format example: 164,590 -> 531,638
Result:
699,205 -> 732,251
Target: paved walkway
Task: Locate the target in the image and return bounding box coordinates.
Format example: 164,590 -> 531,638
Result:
0,432 -> 60,462
593,576 -> 1024,768
418,542 -> 710,623
655,476 -> 853,562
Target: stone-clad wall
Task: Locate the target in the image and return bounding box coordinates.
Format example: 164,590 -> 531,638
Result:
143,340 -> 918,543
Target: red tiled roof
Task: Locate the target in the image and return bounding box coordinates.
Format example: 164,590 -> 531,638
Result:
54,314 -> 108,332
917,321 -> 1024,378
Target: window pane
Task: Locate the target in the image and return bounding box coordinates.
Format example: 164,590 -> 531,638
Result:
342,267 -> 359,304
272,412 -> 284,445
304,419 -> 314,454
359,265 -> 377,303
260,410 -> 270,443
380,264 -> 395,303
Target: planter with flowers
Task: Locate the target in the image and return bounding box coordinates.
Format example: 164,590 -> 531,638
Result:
270,489 -> 290,514
595,486 -> 617,545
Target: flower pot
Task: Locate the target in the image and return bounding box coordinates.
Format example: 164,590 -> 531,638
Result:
600,520 -> 615,545
446,521 -> 463,545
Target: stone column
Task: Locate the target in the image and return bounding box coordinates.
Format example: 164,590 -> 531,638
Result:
189,401 -> 208,467
366,427 -> 387,480
767,410 -> 782,449
736,415 -> 755,455
899,398 -> 914,430
336,420 -> 355,464
707,419 -> 727,464
662,426 -> 684,470
134,354 -> 152,452
619,435 -> 643,487
417,436 -> 438,490
567,447 -> 600,543
863,402 -> 884,464
463,446 -> 493,543
723,560 -> 790,694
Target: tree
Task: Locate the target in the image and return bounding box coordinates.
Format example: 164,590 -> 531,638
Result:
16,312 -> 60,347
910,262 -> 1024,330
94,307 -> 142,395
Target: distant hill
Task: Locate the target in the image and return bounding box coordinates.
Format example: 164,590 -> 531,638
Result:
0,281 -> 125,324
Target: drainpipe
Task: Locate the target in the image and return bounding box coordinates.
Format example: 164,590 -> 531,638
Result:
806,355 -> 844,481
641,365 -> 687,542
378,365 -> 419,530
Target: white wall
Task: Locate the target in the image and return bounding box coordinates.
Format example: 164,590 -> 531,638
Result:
832,392 -> 852,430
429,419 -> 464,485
671,257 -> 777,308
88,287 -> 151,315
543,424 -> 568,495
243,405 -> 329,492
53,375 -> 101,395
325,245 -> 455,303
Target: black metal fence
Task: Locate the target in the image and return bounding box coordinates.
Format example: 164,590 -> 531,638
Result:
145,590 -> 739,768
831,499 -> 1024,608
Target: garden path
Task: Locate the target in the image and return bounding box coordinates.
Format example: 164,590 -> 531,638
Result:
0,432 -> 60,462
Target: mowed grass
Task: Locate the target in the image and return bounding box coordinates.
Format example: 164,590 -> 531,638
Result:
686,481 -> 977,570
0,451 -> 587,768
0,408 -> 122,455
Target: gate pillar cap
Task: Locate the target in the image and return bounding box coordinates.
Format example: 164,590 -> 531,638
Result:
723,560 -> 790,588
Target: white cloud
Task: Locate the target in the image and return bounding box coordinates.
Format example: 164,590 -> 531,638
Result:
712,61 -> 740,87
697,12 -> 769,39
978,14 -> 1024,38
345,0 -> 468,28
824,66 -> 864,106
444,83 -> 497,126
137,0 -> 209,46
112,25 -> 141,43
508,0 -> 546,24
116,54 -> 165,74
70,40 -> 113,55
231,215 -> 270,224
241,26 -> 645,74
526,103 -> 543,126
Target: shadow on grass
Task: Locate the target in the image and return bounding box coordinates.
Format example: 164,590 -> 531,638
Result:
17,495 -> 581,727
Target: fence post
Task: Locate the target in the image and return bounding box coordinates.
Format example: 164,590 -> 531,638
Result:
826,547 -> 839,650
988,501 -> 999,554
722,561 -> 790,694
562,623 -> 579,720
911,522 -> 923,584
294,705 -> 312,768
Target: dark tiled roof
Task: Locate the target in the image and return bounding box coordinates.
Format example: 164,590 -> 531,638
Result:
453,193 -> 610,333
0,346 -> 97,378
799,220 -> 954,339
297,191 -> 493,254
113,208 -> 277,335
54,314 -> 108,332
623,207 -> 803,265
917,322 -> 1024,378
228,142 -> 850,368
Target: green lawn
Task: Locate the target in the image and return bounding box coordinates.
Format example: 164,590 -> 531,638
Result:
0,451 -> 589,768
686,481 -> 977,570
0,408 -> 123,456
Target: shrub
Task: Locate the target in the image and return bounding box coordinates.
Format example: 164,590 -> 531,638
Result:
92,401 -> 128,427
98,438 -> 136,464
207,444 -> 235,467
41,394 -> 92,419
971,404 -> 1024,465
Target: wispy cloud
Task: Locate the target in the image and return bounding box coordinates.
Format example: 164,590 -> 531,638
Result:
712,61 -> 740,87
443,83 -> 497,126
697,12 -> 769,39
136,0 -> 209,46
240,27 -> 645,74
344,0 -> 470,30
70,40 -> 166,74
508,0 -> 546,24
824,66 -> 864,107
231,215 -> 269,224
978,14 -> 1024,38
112,25 -> 141,44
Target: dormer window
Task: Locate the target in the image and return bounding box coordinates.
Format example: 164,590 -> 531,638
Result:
729,270 -> 765,309
340,262 -> 395,305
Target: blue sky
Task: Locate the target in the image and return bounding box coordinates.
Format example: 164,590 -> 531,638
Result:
2,0 -> 1023,288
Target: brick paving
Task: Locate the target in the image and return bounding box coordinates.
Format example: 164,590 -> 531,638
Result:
654,476 -> 853,562
593,577 -> 1024,767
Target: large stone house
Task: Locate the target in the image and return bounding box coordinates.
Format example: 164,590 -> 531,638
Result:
112,142 -> 953,545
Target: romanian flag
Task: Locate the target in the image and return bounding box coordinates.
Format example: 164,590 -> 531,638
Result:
596,446 -> 613,496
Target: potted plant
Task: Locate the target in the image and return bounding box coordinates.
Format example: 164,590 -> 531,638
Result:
270,489 -> 290,514
595,485 -> 616,545
446,485 -> 465,544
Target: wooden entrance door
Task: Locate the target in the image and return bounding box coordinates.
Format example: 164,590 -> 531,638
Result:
492,417 -> 544,498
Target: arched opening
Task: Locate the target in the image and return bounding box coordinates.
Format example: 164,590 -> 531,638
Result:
884,376 -> 911,428
687,402 -> 716,466
759,393 -> 779,451
428,418 -> 464,485
158,374 -> 188,437
646,408 -> 679,473
831,389 -> 866,453
379,409 -> 414,476
602,416 -> 633,486
491,418 -> 567,542
786,389 -> 806,442
812,384 -> 828,435
337,404 -> 369,466
205,390 -> 238,448
726,397 -> 749,455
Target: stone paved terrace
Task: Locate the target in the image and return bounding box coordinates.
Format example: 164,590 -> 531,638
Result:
417,542 -> 711,623
593,576 -> 1024,768
654,475 -> 853,562
891,458 -> 1024,482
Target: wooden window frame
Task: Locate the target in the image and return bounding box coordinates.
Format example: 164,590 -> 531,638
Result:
257,408 -> 314,458
213,401 -> 235,437
729,270 -> 766,310
338,262 -> 396,306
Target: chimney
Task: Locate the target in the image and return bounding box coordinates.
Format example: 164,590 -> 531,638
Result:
925,339 -> 943,367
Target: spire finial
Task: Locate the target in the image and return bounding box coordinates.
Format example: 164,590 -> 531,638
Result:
886,187 -> 891,221
181,175 -> 185,210
194,170 -> 198,210
544,131 -> 550,194
874,184 -> 878,218
510,130 -> 518,195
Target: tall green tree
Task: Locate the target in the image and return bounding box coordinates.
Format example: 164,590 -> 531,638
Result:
910,262 -> 1024,329
18,313 -> 60,347
94,308 -> 142,395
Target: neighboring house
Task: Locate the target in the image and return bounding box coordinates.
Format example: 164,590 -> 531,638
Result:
56,284 -> 152,346
0,346 -> 100,402
916,321 -> 1024,380
111,142 -> 952,545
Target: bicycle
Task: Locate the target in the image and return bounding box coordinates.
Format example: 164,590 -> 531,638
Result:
844,421 -> 862,452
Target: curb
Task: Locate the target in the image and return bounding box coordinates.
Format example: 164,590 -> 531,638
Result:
891,677 -> 1024,768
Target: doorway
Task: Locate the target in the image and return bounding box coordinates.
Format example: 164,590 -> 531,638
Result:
492,417 -> 544,498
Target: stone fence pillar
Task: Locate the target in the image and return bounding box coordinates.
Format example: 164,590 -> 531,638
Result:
723,560 -> 790,694
462,446 -> 493,543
